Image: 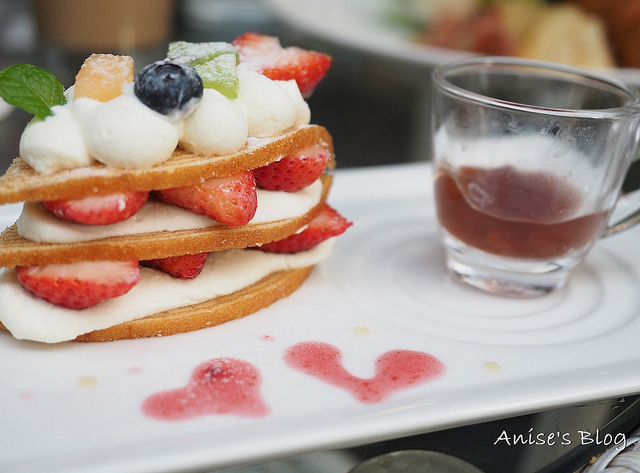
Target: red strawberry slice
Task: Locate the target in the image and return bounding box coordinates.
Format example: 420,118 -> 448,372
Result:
254,144 -> 330,192
154,172 -> 258,227
42,191 -> 149,225
258,204 -> 352,253
142,252 -> 208,279
16,260 -> 140,310
233,32 -> 331,98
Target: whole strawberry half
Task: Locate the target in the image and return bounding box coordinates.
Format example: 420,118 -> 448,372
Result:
259,204 -> 352,253
142,252 -> 208,279
16,260 -> 140,310
254,144 -> 330,192
233,32 -> 331,98
42,191 -> 149,225
154,171 -> 258,227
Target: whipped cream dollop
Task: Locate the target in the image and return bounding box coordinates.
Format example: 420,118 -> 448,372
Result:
19,105 -> 93,174
19,68 -> 311,173
0,239 -> 334,343
77,86 -> 183,168
17,179 -> 323,243
180,88 -> 248,155
237,67 -> 310,136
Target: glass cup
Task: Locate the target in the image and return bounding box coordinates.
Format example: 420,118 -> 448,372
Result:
431,57 -> 640,297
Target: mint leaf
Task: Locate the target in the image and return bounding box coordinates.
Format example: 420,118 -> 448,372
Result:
0,64 -> 66,119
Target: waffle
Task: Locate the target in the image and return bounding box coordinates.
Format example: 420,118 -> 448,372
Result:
0,125 -> 339,342
0,124 -> 333,203
0,175 -> 332,268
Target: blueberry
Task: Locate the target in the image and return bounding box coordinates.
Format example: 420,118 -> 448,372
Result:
135,61 -> 203,120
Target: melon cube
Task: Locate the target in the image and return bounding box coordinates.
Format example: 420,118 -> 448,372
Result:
74,54 -> 134,102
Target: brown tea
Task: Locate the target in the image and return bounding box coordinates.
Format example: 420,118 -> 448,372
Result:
434,165 -> 607,259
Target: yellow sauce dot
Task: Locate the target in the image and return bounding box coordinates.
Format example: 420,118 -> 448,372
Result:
77,375 -> 99,387
482,361 -> 502,372
353,325 -> 372,336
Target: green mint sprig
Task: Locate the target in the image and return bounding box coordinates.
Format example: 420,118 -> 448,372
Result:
0,64 -> 66,120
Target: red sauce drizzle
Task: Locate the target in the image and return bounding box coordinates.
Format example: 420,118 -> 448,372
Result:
284,342 -> 445,403
142,358 -> 269,420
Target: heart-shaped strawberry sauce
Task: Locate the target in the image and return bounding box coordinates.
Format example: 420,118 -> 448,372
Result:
142,358 -> 269,420
284,342 -> 445,403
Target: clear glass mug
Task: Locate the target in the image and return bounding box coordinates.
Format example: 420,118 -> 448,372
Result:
431,57 -> 640,297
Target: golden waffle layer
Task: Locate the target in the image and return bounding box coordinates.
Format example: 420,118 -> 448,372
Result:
0,175 -> 332,267
0,125 -> 333,203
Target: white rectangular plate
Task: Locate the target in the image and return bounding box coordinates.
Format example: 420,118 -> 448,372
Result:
3,163 -> 640,473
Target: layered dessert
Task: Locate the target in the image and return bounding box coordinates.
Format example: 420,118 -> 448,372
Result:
0,33 -> 351,343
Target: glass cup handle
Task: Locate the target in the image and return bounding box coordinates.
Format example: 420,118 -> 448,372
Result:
603,188 -> 640,237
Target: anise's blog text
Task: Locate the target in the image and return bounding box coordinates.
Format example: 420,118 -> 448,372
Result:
494,429 -> 627,451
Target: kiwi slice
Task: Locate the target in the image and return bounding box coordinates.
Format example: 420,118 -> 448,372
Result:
167,41 -> 239,99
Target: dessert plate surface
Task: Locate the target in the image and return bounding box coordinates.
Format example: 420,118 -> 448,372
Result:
2,162 -> 640,473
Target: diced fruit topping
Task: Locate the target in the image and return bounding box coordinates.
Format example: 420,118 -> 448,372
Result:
42,191 -> 149,225
74,53 -> 134,102
16,260 -> 140,310
142,252 -> 208,279
259,204 -> 352,253
168,41 -> 237,64
233,32 -> 331,98
254,144 -> 330,192
154,171 -> 258,226
135,61 -> 203,120
167,41 -> 239,99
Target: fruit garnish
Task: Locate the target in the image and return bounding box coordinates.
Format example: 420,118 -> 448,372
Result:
254,144 -> 330,192
16,260 -> 140,310
134,60 -> 203,120
142,252 -> 209,279
167,41 -> 239,99
258,204 -> 352,253
233,32 -> 331,98
154,171 -> 258,227
167,41 -> 238,65
42,191 -> 149,225
0,64 -> 66,119
74,53 -> 134,102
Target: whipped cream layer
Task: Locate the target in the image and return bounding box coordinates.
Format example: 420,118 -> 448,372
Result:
17,180 -> 322,243
0,239 -> 334,343
19,66 -> 310,173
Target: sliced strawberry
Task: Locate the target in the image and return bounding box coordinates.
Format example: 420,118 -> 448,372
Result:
142,252 -> 208,279
154,171 -> 258,227
16,260 -> 140,310
258,204 -> 352,253
254,144 -> 329,192
42,191 -> 149,225
233,32 -> 331,98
